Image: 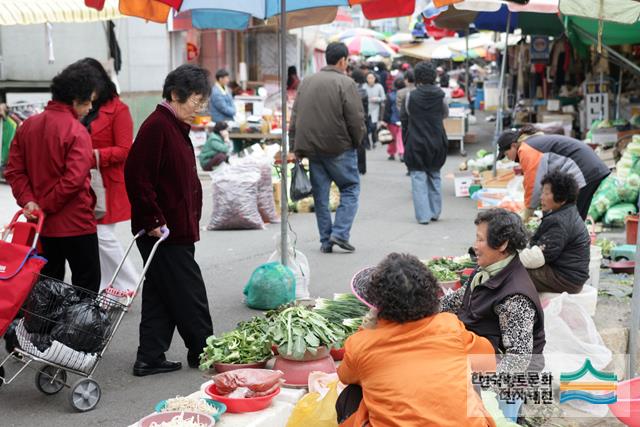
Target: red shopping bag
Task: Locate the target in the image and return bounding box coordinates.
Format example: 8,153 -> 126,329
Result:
0,241 -> 46,336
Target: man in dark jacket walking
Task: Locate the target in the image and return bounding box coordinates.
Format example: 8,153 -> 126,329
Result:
290,42 -> 366,253
404,61 -> 449,224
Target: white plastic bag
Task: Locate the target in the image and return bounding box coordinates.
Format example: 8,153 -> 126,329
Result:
542,293 -> 612,417
229,150 -> 280,224
267,235 -> 310,300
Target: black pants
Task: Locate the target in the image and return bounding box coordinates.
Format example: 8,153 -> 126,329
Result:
577,174 -> 609,220
357,141 -> 367,175
136,236 -> 213,365
40,233 -> 100,293
336,384 -> 363,424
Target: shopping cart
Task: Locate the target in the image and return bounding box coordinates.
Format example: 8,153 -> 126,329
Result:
0,226 -> 169,412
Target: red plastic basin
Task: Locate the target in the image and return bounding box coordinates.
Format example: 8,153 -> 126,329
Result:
205,384 -> 279,413
609,377 -> 640,427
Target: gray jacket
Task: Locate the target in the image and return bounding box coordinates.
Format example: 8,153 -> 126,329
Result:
290,66 -> 365,158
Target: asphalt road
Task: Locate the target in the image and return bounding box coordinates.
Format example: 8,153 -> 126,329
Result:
0,119 -> 494,426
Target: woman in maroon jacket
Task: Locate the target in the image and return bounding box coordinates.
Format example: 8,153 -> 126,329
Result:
5,62 -> 101,292
125,64 -> 214,377
80,58 -> 139,294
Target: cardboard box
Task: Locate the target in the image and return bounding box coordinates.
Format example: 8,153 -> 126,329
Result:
444,117 -> 465,137
454,172 -> 474,197
480,169 -> 516,188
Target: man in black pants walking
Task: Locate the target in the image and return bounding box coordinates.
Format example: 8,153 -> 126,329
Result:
125,64 -> 214,376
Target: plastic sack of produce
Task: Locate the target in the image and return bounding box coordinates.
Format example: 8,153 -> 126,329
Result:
267,235 -> 310,300
604,203 -> 638,228
587,175 -> 622,221
51,300 -> 111,353
230,157 -> 280,224
208,165 -> 265,230
23,277 -> 80,334
286,381 -> 340,427
618,173 -> 640,204
243,262 -> 296,310
213,369 -> 284,397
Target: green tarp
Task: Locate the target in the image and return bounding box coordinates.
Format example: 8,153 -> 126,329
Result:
567,15 -> 640,45
519,12 -> 564,36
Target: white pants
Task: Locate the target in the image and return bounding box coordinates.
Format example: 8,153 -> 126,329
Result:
98,223 -> 139,292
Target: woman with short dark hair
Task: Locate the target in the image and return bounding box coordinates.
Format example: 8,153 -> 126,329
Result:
209,68 -> 235,122
441,209 -> 546,375
198,121 -> 231,171
403,61 -> 449,224
520,170 -> 590,294
125,64 -> 214,377
78,58 -> 138,294
6,62 -> 101,292
337,253 -> 496,427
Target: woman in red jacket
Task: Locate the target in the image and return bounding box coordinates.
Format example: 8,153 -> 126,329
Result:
5,62 -> 100,292
80,58 -> 139,294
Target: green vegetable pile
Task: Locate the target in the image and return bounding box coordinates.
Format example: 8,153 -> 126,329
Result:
199,316 -> 272,370
427,255 -> 475,272
314,293 -> 368,347
526,217 -> 541,233
595,238 -> 617,259
267,305 -> 345,360
428,264 -> 459,282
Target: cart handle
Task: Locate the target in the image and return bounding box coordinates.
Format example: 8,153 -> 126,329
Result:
102,227 -> 170,306
2,209 -> 44,252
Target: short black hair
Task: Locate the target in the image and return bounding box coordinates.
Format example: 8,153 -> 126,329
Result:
541,170 -> 579,204
404,70 -> 415,84
77,58 -> 118,110
215,69 -> 230,80
414,61 -> 436,85
474,209 -> 528,254
368,253 -> 440,323
351,68 -> 366,85
162,64 -> 211,103
326,42 -> 349,66
393,76 -> 406,90
213,121 -> 229,135
50,62 -> 99,105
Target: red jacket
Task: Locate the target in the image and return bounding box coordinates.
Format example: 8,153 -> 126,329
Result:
5,101 -> 96,237
125,105 -> 202,245
89,97 -> 133,225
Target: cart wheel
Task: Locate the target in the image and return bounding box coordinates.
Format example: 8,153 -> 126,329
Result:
35,365 -> 67,395
69,379 -> 101,412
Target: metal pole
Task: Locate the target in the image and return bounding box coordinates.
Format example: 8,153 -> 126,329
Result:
465,26 -> 470,104
492,11 -> 511,177
628,216 -> 640,379
279,0 -> 289,267
616,68 -> 623,120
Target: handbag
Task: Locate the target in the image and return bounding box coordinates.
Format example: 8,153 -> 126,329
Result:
90,150 -> 107,220
377,127 -> 394,145
290,160 -> 313,201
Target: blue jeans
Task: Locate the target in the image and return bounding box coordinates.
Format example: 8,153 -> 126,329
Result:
309,150 -> 360,246
410,170 -> 442,223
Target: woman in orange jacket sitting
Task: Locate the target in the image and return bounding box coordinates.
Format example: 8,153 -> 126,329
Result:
337,253 -> 496,427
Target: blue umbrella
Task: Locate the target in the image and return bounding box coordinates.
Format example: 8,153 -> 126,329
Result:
179,0 -> 348,30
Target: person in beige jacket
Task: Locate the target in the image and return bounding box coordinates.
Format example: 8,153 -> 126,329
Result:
289,42 -> 365,254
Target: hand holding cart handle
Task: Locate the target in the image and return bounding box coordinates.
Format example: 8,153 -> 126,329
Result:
103,226 -> 170,306
2,209 -> 44,252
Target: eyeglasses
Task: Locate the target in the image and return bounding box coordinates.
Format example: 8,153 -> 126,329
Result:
188,97 -> 209,109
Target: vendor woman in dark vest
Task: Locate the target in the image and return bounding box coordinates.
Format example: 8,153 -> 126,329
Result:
441,209 -> 546,372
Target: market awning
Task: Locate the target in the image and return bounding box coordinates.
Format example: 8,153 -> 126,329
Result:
0,0 -> 121,25
566,15 -> 640,46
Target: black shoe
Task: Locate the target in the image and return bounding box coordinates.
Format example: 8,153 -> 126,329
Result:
321,244 -> 333,253
329,236 -> 355,252
387,155 -> 395,161
133,360 -> 182,377
187,354 -> 200,369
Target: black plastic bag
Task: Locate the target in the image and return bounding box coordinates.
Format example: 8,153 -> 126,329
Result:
290,161 -> 313,201
29,332 -> 53,352
3,319 -> 20,353
51,300 -> 110,353
23,278 -> 79,334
